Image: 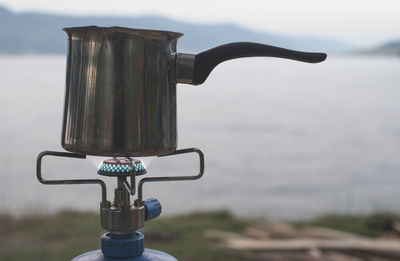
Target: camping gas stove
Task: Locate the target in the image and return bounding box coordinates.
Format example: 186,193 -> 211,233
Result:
37,148 -> 204,260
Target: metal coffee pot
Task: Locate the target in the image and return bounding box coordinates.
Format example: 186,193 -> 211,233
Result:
62,26 -> 326,156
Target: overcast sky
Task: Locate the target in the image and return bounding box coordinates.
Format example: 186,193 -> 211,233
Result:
1,0 -> 399,47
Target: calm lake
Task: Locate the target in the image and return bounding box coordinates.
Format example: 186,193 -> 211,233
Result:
0,55 -> 399,220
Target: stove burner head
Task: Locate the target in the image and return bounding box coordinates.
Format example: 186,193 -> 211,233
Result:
98,158 -> 146,176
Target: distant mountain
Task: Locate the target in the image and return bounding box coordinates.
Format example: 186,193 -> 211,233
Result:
363,41 -> 400,56
0,6 -> 353,54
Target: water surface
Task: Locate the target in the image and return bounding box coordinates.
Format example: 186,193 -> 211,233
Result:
0,55 -> 399,219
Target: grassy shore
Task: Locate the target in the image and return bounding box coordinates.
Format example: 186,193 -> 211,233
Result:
1,210 -> 400,261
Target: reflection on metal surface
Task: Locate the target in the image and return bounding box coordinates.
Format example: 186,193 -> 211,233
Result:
62,26 -> 181,156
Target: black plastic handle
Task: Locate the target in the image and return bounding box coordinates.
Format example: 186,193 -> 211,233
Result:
192,42 -> 327,85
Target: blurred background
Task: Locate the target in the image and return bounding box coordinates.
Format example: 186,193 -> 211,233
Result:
1,1 -> 400,260
0,0 -> 399,221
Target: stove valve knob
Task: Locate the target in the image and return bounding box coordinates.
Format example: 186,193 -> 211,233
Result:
144,198 -> 162,221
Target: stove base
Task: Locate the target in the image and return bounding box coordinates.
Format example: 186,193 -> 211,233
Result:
72,249 -> 177,261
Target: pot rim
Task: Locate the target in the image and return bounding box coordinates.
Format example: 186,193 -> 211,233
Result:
63,25 -> 183,39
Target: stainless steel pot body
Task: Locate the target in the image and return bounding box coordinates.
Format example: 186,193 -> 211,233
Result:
62,27 -> 182,156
